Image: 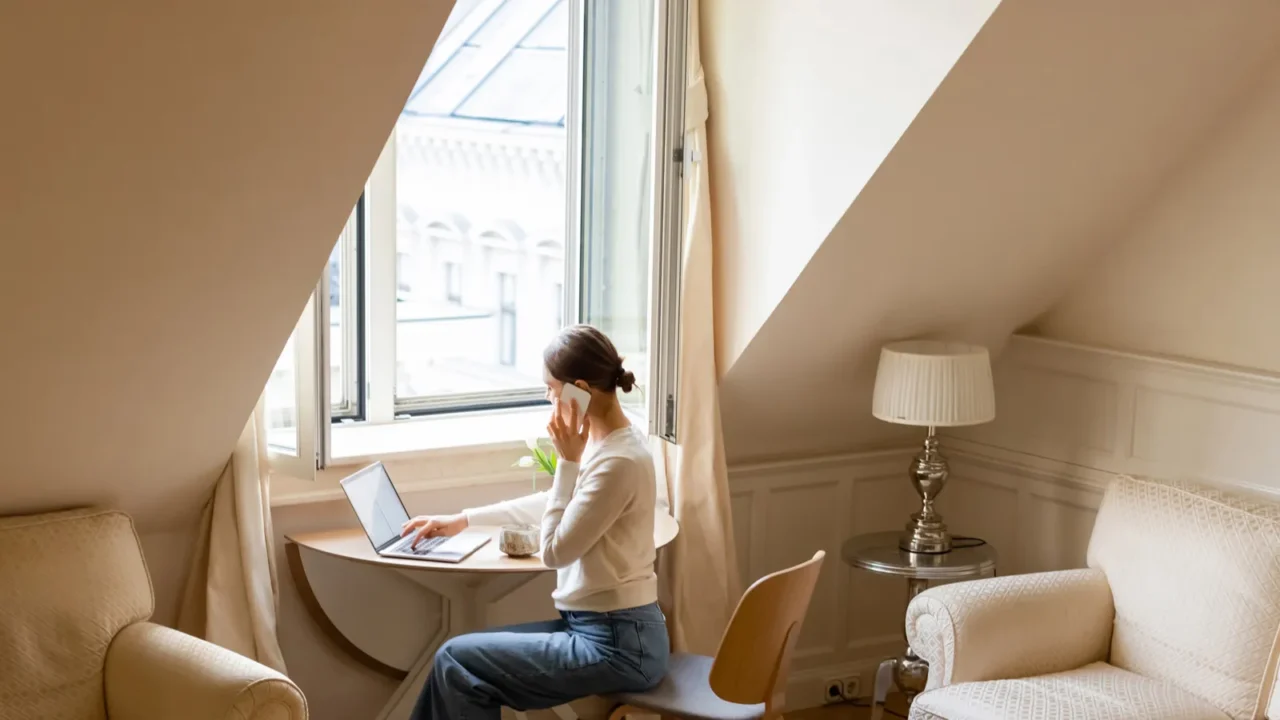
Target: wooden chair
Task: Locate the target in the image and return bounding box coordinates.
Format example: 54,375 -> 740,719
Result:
608,550 -> 826,720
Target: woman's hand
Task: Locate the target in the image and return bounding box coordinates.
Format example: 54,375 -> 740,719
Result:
548,398 -> 590,464
401,513 -> 468,548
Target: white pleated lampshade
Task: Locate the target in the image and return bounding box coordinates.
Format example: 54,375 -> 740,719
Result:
871,340 -> 996,427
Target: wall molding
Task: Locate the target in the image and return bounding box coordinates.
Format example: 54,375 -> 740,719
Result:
951,335 -> 1280,493
938,334 -> 1280,575
726,447 -> 916,708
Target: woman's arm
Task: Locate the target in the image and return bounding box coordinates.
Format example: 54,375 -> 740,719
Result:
540,457 -> 635,568
463,491 -> 549,527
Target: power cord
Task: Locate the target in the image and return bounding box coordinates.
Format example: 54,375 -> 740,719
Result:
951,535 -> 987,549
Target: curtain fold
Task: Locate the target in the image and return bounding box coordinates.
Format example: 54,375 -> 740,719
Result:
178,397 -> 288,673
656,0 -> 743,656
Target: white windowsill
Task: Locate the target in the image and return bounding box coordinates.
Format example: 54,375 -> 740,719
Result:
329,406 -> 549,466
269,407 -> 550,507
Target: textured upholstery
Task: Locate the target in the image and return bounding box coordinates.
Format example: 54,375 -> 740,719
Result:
910,662 -> 1230,720
0,508 -> 305,720
1088,477 -> 1280,719
907,568 -> 1113,691
0,509 -> 152,719
105,623 -> 306,720
908,476 -> 1280,720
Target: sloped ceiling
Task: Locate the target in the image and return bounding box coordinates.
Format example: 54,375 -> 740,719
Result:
0,2 -> 454,529
1033,52 -> 1280,375
701,0 -> 1000,377
714,0 -> 1280,462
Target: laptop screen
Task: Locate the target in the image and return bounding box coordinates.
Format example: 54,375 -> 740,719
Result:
341,463 -> 411,551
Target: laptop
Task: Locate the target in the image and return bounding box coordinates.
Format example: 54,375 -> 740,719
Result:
339,462 -> 490,563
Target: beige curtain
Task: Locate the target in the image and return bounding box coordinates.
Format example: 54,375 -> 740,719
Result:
178,397 -> 288,673
656,0 -> 743,656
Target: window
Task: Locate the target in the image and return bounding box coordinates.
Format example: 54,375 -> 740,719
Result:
445,262 -> 463,305
498,272 -> 517,366
553,281 -> 564,330
329,199 -> 364,421
267,0 -> 686,475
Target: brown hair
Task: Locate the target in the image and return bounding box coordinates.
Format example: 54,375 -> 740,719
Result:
543,324 -> 636,393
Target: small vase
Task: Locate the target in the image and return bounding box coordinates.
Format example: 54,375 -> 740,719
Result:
499,524 -> 539,558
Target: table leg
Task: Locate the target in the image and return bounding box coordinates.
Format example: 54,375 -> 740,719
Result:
872,576 -> 932,718
377,572 -> 540,720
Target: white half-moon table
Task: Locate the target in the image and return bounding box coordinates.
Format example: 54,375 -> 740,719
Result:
286,512 -> 680,720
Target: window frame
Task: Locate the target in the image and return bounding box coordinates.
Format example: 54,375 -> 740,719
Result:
647,0 -> 687,443
267,282 -> 326,480
329,195 -> 366,422
268,0 -> 687,475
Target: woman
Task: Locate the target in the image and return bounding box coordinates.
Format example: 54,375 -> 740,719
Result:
401,324 -> 669,720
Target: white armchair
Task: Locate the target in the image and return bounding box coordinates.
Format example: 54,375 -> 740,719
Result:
905,475 -> 1280,720
0,508 -> 306,720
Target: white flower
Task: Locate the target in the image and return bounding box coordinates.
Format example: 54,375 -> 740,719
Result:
525,438 -> 540,451
516,456 -> 536,468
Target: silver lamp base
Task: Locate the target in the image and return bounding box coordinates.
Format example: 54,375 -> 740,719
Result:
899,427 -> 952,554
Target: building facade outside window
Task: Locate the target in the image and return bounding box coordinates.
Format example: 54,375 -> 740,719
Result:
264,0 -> 687,475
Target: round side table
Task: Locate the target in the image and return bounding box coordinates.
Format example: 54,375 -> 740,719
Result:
841,531 -> 997,717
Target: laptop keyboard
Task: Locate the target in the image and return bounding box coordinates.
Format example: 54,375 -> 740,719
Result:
406,535 -> 448,555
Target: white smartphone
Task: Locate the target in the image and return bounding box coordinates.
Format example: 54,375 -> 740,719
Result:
558,383 -> 592,429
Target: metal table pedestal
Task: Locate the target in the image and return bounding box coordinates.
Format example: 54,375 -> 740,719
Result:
841,531 -> 997,718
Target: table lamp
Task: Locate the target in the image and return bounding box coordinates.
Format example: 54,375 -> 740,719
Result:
872,340 -> 995,554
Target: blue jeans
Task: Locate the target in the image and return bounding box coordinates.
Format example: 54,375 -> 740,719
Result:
410,602 -> 669,720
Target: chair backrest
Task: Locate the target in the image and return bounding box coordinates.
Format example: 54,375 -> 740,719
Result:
1087,475 -> 1280,720
708,550 -> 825,710
0,508 -> 153,719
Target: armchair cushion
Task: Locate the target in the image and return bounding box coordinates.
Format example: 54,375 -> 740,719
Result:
1087,476 -> 1280,719
907,569 -> 1113,691
105,622 -> 306,720
910,661 -> 1230,720
0,508 -> 152,719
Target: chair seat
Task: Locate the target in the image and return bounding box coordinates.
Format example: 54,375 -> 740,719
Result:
611,652 -> 765,720
910,662 -> 1230,720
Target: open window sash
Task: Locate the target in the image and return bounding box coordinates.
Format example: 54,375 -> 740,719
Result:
647,0 -> 687,443
266,279 -> 328,480
574,0 -> 685,442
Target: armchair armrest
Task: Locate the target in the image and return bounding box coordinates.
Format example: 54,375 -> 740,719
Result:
906,569 -> 1113,691
105,622 -> 306,720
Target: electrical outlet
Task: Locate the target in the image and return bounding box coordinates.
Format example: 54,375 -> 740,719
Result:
840,675 -> 862,701
822,679 -> 845,705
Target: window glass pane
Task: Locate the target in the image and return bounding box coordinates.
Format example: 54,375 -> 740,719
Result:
404,46 -> 486,117
329,201 -> 362,419
265,335 -> 298,453
581,0 -> 657,413
456,49 -> 567,125
328,240 -> 346,412
524,0 -> 569,48
395,0 -> 567,405
499,272 -> 517,366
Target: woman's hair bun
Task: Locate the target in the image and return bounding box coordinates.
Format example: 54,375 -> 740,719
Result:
616,367 -> 637,393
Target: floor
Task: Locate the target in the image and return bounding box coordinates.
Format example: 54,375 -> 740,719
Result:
507,693 -> 912,719
791,694 -> 911,720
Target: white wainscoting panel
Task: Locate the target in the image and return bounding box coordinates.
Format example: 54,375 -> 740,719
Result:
727,449 -> 918,706
940,334 -> 1280,580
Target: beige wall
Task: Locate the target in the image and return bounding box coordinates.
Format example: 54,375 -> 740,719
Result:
0,0 -> 454,648
716,1 -> 1280,463
0,3 -> 450,536
700,0 -> 999,377
1034,52 -> 1280,374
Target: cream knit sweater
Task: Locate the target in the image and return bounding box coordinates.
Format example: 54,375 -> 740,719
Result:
463,426 -> 658,612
